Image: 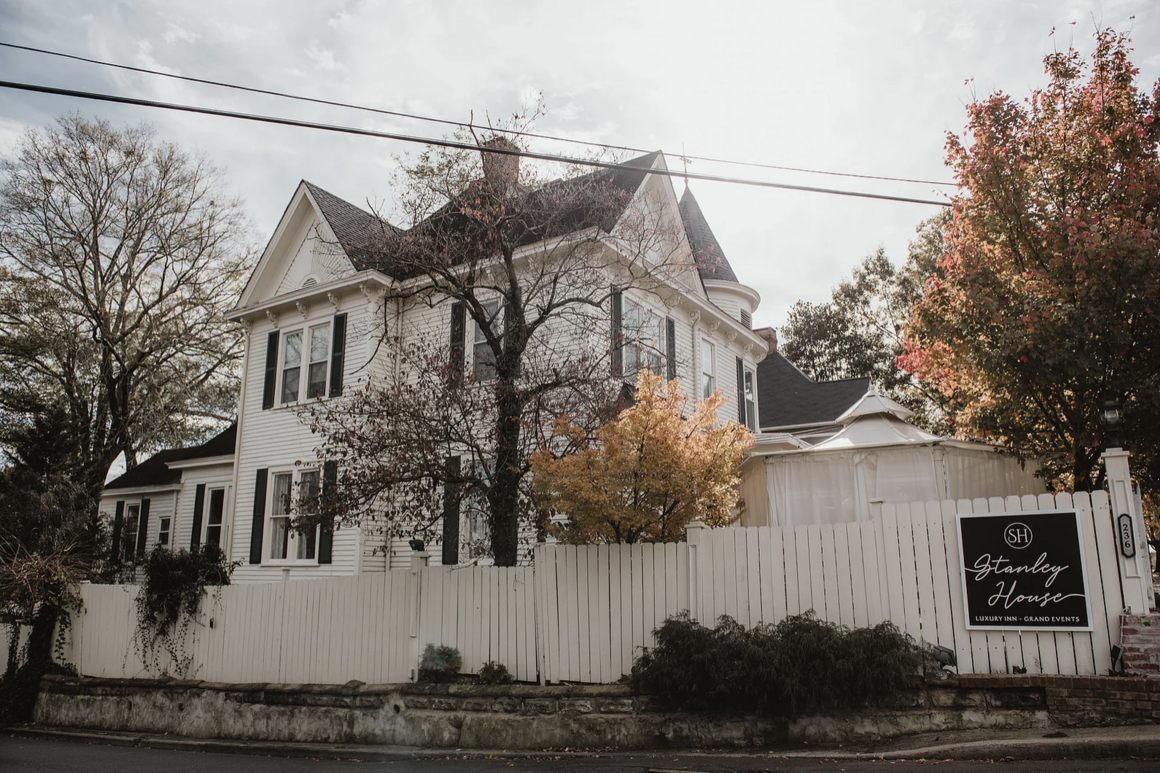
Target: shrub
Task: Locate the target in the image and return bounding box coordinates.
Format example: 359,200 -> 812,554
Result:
418,644 -> 462,683
630,612 -> 929,716
477,660 -> 514,685
133,544 -> 233,676
136,545 -> 233,640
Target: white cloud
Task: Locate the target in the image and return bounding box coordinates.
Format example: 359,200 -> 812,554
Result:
162,22 -> 197,44
304,40 -> 344,72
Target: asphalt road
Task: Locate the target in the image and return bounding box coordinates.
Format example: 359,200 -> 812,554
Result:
1,736 -> 1158,773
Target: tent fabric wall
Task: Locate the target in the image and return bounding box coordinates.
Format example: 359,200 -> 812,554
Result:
759,445 -> 1041,527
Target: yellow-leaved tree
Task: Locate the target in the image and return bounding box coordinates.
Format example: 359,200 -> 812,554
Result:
531,371 -> 753,544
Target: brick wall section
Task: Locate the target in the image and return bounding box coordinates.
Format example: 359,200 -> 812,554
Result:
1121,613 -> 1160,676
960,674 -> 1160,724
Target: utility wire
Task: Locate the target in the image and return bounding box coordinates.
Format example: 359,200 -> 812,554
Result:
0,79 -> 952,208
0,40 -> 957,188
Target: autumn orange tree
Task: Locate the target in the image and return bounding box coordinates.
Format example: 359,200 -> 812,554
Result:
531,372 -> 752,544
901,28 -> 1160,502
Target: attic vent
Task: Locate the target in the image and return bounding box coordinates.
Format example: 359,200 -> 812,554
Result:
301,276 -> 318,289
740,309 -> 752,329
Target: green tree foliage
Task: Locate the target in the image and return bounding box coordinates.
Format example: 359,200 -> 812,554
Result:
901,29 -> 1160,494
780,212 -> 952,432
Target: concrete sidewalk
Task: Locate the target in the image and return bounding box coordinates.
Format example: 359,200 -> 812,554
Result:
7,722 -> 1160,762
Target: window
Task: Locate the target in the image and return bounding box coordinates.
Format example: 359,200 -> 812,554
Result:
306,324 -> 330,399
266,470 -> 320,563
206,488 -> 225,547
122,503 -> 140,562
269,472 -> 292,560
701,339 -> 716,399
744,368 -> 756,431
281,332 -> 302,404
473,300 -> 500,381
623,299 -> 663,377
296,470 -> 319,560
157,516 -> 171,547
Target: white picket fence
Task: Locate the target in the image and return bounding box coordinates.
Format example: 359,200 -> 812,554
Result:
57,491 -> 1125,684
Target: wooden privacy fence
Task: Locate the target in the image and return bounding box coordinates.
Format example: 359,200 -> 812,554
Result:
60,491 -> 1125,684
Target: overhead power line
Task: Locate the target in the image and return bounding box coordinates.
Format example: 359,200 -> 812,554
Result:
0,79 -> 951,208
0,40 -> 957,188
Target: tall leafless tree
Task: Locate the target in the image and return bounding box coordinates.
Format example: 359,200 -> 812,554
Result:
0,114 -> 251,499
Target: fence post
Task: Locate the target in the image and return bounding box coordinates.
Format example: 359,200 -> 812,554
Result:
1102,449 -> 1156,613
408,550 -> 430,680
686,521 -> 705,623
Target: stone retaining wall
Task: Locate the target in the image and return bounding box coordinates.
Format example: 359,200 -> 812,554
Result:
32,673 -> 1157,750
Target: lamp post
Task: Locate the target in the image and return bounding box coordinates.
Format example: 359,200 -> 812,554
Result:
1098,397 -> 1156,613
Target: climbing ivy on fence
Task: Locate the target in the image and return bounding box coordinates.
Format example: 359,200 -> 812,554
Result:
132,545 -> 234,677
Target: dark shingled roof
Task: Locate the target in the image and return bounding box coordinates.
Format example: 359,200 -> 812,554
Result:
757,352 -> 869,430
104,424 -> 237,491
303,181 -> 393,267
303,153 -> 661,279
678,187 -> 739,284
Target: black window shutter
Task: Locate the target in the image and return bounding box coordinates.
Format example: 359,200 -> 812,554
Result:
319,460 -> 337,564
610,287 -> 623,377
441,456 -> 462,566
111,500 -> 125,565
190,483 -> 206,550
249,469 -> 268,564
666,318 -> 677,381
449,302 -> 465,380
262,331 -> 280,409
135,498 -> 151,557
736,356 -> 746,424
329,313 -> 347,397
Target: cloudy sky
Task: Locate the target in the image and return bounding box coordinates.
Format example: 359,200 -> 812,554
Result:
2,0 -> 1158,330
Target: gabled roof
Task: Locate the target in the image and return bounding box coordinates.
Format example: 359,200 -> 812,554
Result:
757,352 -> 870,430
302,181 -> 393,268
311,152 -> 662,279
678,187 -> 739,283
104,424 -> 237,491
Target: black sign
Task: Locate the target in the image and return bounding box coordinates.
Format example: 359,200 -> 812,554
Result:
957,510 -> 1092,631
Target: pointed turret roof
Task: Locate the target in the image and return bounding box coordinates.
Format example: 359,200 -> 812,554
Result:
678,187 -> 739,283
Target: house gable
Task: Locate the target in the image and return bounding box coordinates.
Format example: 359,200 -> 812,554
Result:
236,183 -> 363,309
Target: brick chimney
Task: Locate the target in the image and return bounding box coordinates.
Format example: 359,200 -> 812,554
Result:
754,326 -> 778,355
480,136 -> 520,191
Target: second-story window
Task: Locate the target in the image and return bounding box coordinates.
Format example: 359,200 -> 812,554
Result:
701,339 -> 716,399
624,299 -> 663,377
307,324 -> 331,398
281,332 -> 302,404
473,300 -> 500,381
744,368 -> 756,431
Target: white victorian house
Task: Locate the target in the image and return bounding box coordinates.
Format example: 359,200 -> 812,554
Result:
100,150 -> 769,582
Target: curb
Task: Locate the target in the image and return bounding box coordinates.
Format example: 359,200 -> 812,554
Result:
7,724 -> 1160,762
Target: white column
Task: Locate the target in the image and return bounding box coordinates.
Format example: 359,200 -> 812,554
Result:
1103,449 -> 1156,613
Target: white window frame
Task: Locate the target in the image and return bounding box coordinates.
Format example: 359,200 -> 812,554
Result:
156,513 -> 171,548
623,298 -> 664,378
203,486 -> 227,548
701,338 -> 716,400
472,300 -> 501,381
279,322 -> 333,405
744,367 -> 757,431
265,468 -> 322,565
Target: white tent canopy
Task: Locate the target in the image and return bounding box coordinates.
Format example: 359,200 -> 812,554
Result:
739,392 -> 1043,527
